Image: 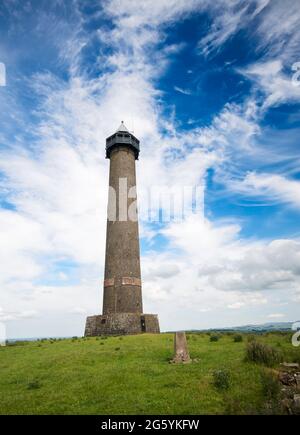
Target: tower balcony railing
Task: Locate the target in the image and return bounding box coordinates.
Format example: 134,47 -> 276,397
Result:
106,133 -> 140,159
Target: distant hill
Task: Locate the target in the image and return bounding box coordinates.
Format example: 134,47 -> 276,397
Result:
184,321 -> 297,333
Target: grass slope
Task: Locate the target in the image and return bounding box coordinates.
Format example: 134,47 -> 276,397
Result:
0,332 -> 298,415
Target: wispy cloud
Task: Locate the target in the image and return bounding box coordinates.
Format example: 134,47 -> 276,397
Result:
234,173 -> 300,209
174,86 -> 192,95
239,60 -> 300,110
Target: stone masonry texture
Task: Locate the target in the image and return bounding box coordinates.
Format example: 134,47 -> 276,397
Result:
103,146 -> 143,314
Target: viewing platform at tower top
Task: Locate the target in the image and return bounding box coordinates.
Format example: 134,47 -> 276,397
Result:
106,121 -> 140,159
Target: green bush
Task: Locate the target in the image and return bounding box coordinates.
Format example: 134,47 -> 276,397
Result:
210,335 -> 220,342
245,341 -> 282,367
233,334 -> 243,343
213,369 -> 230,390
27,380 -> 41,390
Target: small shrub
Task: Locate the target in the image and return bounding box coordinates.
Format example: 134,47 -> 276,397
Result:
210,334 -> 220,342
247,334 -> 256,343
246,341 -> 282,367
27,380 -> 41,390
213,369 -> 230,390
293,354 -> 300,365
260,370 -> 280,401
115,347 -> 120,351
233,334 -> 243,343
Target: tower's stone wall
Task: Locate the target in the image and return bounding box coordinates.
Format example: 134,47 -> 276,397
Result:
103,146 -> 143,314
84,125 -> 160,336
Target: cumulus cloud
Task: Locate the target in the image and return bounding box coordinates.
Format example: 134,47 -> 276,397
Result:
141,213 -> 299,329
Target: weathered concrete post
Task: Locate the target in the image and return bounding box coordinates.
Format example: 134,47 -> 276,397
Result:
85,122 -> 160,336
170,332 -> 191,363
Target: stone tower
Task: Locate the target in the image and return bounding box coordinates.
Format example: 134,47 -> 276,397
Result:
85,122 -> 160,336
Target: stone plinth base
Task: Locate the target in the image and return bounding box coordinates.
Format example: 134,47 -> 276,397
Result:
85,313 -> 160,336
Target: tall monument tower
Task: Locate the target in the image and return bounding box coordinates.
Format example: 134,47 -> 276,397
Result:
85,122 -> 160,336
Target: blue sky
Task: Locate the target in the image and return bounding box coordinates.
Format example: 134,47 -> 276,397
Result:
0,0 -> 300,338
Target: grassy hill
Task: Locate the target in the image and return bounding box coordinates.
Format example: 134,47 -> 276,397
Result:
0,332 -> 299,415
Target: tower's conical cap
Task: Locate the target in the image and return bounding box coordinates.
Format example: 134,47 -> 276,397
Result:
116,121 -> 129,133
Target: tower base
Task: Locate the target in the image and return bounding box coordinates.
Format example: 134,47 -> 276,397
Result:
84,313 -> 160,337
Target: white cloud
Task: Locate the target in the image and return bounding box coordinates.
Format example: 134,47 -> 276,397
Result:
174,86 -> 192,95
104,0 -> 205,28
197,0 -> 300,64
0,62 -> 6,86
235,172 -> 300,209
228,302 -> 245,310
0,307 -> 38,322
70,307 -> 87,315
198,0 -> 271,56
267,313 -> 285,319
240,60 -> 300,110
141,213 -> 299,329
254,0 -> 300,62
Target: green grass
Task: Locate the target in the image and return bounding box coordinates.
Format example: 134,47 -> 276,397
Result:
0,332 -> 298,415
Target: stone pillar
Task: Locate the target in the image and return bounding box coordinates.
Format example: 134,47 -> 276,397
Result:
170,332 -> 191,363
